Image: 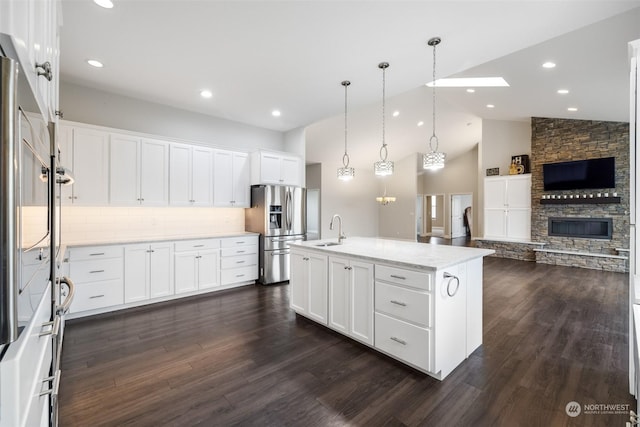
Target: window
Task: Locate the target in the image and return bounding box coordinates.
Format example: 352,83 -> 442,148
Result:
431,196 -> 437,219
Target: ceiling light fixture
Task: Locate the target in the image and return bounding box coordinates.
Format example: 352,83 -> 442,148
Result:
426,77 -> 509,87
374,62 -> 394,176
337,80 -> 355,181
376,188 -> 396,206
557,89 -> 569,94
393,111 -> 400,117
200,90 -> 213,98
87,59 -> 103,68
466,88 -> 475,93
417,121 -> 424,127
271,110 -> 281,117
542,61 -> 556,69
567,107 -> 578,112
423,37 -> 445,171
93,0 -> 114,9
486,104 -> 495,108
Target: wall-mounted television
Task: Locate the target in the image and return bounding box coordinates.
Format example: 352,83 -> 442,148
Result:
542,157 -> 615,191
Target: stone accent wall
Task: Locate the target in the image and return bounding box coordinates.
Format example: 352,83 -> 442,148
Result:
530,117 -> 629,272
473,240 -> 539,261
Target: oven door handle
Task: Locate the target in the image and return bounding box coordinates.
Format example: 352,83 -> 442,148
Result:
56,276 -> 76,315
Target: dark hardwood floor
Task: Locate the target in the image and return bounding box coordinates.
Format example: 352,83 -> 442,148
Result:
59,257 -> 634,426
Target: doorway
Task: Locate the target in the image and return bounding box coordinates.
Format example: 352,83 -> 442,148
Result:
422,193 -> 445,237
451,193 -> 473,239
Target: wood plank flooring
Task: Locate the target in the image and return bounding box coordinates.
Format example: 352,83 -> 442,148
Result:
59,257 -> 635,426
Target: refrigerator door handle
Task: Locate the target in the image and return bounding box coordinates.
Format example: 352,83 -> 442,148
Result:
285,189 -> 293,231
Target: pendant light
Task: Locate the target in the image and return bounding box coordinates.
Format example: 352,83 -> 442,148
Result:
374,62 -> 394,176
337,80 -> 355,181
423,37 -> 446,170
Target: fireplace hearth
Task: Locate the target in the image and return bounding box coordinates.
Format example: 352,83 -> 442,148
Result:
548,217 -> 612,240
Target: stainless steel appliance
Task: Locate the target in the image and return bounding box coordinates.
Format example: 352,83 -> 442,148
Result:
245,185 -> 306,284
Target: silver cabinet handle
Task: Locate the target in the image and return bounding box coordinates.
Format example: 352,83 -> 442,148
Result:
390,336 -> 407,345
35,61 -> 53,81
89,294 -> 105,299
236,274 -> 245,278
390,300 -> 407,307
444,272 -> 460,297
235,241 -> 245,244
193,245 -> 205,248
39,315 -> 61,337
236,260 -> 246,264
390,274 -> 406,280
40,369 -> 61,397
89,252 -> 105,256
57,277 -> 75,315
236,250 -> 246,253
302,257 -> 309,261
89,270 -> 105,274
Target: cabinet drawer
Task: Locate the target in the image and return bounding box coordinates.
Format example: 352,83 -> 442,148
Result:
375,264 -> 432,290
68,245 -> 122,261
175,239 -> 220,252
221,245 -> 257,257
221,265 -> 258,285
375,281 -> 431,327
71,279 -> 124,313
375,312 -> 431,372
70,258 -> 123,283
220,236 -> 258,248
221,254 -> 258,269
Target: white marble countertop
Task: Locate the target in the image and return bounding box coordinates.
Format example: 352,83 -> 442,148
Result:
290,237 -> 495,271
64,231 -> 260,248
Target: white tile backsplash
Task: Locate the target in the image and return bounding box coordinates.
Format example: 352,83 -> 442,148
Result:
61,206 -> 246,244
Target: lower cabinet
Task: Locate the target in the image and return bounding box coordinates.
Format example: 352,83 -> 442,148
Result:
124,242 -> 174,303
220,235 -> 259,285
174,239 -> 220,294
328,256 -> 374,345
290,248 -> 328,324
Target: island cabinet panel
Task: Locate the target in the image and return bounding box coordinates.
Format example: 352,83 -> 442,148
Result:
289,248 -> 328,324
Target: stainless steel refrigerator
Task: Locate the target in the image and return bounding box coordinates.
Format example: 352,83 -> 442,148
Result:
245,185 -> 306,284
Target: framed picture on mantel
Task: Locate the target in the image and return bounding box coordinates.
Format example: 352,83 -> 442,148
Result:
486,167 -> 499,176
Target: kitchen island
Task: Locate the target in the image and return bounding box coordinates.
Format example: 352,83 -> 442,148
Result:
289,237 -> 494,380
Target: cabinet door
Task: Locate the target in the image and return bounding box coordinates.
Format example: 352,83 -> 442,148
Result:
434,264 -> 467,377
72,128 -> 109,205
213,150 -> 233,207
484,209 -> 507,238
124,245 -> 149,303
191,146 -> 213,206
197,250 -> 220,290
506,175 -> 531,209
110,134 -> 141,205
140,139 -> 169,205
260,153 -> 282,184
289,250 -> 308,314
307,252 -> 328,324
174,252 -> 198,294
484,178 -> 506,209
232,152 -> 250,207
280,156 -> 301,186
328,256 -> 350,335
169,143 -> 192,206
150,243 -> 174,298
57,125 -> 74,204
507,208 -> 531,240
350,260 -> 374,345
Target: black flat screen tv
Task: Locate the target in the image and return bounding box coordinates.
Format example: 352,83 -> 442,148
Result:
542,157 -> 615,191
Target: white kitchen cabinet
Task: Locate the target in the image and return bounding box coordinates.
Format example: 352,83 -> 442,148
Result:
220,235 -> 258,286
124,242 -> 174,303
328,256 -> 374,345
170,143 -> 213,206
290,247 -> 328,324
109,135 -> 169,206
60,127 -> 110,205
251,150 -> 302,187
174,239 -> 220,294
213,149 -> 250,207
484,174 -> 531,240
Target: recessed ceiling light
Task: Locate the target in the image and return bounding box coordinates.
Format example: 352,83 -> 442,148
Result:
417,121 -> 424,127
200,90 -> 213,99
87,59 -> 103,68
426,77 -> 509,87
93,0 -> 114,8
486,104 -> 495,109
542,62 -> 556,69
272,110 -> 281,117
567,107 -> 578,112
557,89 -> 569,94
466,88 -> 475,93
392,111 -> 400,117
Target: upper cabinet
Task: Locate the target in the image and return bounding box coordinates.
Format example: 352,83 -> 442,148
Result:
251,150 -> 302,187
169,144 -> 213,206
484,174 -> 531,241
0,0 -> 60,121
213,150 -> 250,207
110,135 -> 169,206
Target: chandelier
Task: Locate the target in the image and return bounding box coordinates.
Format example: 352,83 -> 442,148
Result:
423,37 -> 446,170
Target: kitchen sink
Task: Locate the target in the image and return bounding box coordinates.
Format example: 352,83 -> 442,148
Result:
315,242 -> 341,247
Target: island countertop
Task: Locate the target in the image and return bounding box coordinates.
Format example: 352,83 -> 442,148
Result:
289,237 -> 495,271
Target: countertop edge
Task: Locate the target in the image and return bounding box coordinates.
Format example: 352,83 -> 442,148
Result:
64,232 -> 260,248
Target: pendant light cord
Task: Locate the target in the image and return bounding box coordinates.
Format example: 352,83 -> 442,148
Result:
431,39 -> 438,151
344,81 -> 349,166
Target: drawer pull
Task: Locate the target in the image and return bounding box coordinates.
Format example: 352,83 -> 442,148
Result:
390,274 -> 406,280
390,300 -> 407,307
236,241 -> 245,244
390,336 -> 407,346
89,252 -> 105,256
444,272 -> 460,297
236,274 -> 245,278
193,245 -> 205,248
89,294 -> 105,299
89,270 -> 105,274
236,260 -> 246,264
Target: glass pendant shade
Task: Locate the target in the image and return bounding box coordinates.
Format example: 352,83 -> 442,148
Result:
374,160 -> 394,176
374,62 -> 394,176
423,151 -> 446,170
423,37 -> 446,171
337,80 -> 355,181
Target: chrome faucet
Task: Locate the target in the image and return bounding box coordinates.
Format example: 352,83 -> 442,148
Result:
329,214 -> 346,244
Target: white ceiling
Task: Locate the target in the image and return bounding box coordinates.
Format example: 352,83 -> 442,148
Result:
60,1 -> 640,171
